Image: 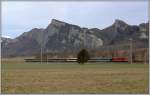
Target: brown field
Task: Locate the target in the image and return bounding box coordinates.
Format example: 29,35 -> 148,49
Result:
1,59 -> 149,94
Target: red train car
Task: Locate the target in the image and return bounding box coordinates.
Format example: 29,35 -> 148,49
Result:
111,57 -> 128,62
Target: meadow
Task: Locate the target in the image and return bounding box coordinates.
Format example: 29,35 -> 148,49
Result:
1,58 -> 149,94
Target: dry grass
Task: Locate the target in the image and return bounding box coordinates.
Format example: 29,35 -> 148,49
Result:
1,60 -> 149,94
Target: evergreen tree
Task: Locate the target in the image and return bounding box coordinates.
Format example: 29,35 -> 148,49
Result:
77,49 -> 90,64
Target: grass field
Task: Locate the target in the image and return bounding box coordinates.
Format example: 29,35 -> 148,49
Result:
1,59 -> 149,94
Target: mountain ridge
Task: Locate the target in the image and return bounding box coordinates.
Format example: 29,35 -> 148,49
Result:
2,19 -> 149,57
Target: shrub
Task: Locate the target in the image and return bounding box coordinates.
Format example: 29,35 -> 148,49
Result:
77,49 -> 90,64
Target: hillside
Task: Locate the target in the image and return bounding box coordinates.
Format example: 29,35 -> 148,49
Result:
1,19 -> 149,57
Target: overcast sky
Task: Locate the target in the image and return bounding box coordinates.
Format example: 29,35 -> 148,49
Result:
2,1 -> 148,38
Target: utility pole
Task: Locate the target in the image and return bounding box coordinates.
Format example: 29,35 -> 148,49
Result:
40,32 -> 43,64
144,50 -> 148,64
41,31 -> 43,64
84,31 -> 85,48
82,31 -> 85,49
129,38 -> 132,64
47,49 -> 48,64
40,44 -> 43,64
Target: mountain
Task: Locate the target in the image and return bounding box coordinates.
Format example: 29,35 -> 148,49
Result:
1,19 -> 149,57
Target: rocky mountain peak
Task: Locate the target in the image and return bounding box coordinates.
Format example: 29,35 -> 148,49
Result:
51,19 -> 66,27
114,19 -> 128,28
19,28 -> 44,38
139,22 -> 149,32
31,28 -> 43,31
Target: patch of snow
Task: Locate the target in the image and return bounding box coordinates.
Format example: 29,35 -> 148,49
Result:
2,35 -> 12,39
